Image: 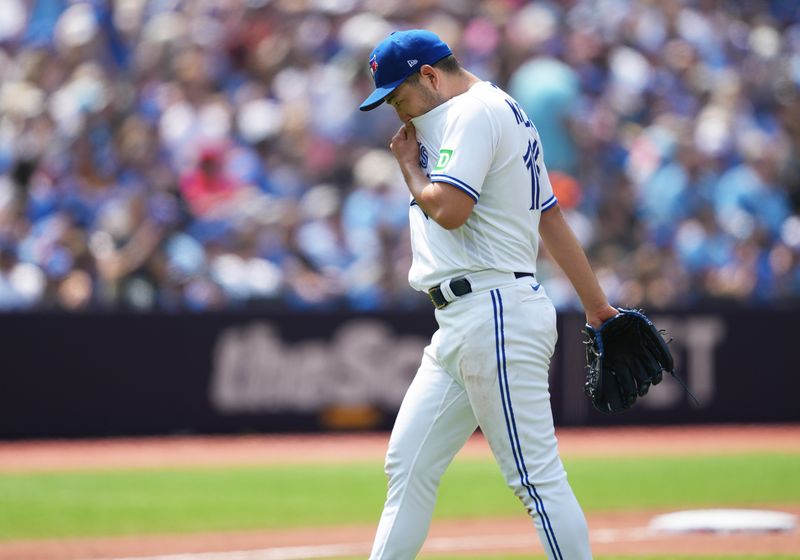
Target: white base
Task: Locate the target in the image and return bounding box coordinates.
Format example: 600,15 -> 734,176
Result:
650,509 -> 797,533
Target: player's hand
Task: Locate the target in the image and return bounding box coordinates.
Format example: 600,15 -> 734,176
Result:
586,304 -> 618,329
389,123 -> 420,167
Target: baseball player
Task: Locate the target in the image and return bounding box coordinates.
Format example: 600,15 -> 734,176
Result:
359,30 -> 618,559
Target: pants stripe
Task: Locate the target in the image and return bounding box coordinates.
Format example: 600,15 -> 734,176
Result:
491,289 -> 562,560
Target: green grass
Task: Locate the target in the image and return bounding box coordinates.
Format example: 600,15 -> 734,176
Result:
0,453 -> 797,540
437,453 -> 800,517
0,464 -> 384,539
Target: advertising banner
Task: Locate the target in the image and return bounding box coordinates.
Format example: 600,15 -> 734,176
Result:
0,309 -> 797,438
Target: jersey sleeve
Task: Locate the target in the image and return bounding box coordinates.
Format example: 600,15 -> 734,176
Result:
428,98 -> 496,203
537,153 -> 559,212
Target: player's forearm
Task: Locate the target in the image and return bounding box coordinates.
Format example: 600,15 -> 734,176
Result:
539,206 -> 610,316
398,160 -> 465,229
398,159 -> 431,205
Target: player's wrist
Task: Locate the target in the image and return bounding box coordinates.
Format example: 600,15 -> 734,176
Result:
397,154 -> 422,172
585,303 -> 618,328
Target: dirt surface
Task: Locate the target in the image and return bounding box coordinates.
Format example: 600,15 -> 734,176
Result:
2,424 -> 799,472
0,425 -> 798,559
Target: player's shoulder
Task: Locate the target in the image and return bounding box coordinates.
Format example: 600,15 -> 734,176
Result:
456,82 -> 522,122
444,82 -> 507,126
454,81 -> 503,109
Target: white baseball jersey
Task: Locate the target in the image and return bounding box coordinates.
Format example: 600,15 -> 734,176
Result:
408,81 -> 558,291
370,80 -> 591,560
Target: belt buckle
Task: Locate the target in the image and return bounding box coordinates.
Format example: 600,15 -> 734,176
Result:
427,287 -> 449,310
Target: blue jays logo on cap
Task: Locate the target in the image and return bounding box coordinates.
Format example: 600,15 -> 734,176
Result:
359,29 -> 452,112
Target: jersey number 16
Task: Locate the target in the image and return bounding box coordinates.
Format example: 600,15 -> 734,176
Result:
523,138 -> 542,210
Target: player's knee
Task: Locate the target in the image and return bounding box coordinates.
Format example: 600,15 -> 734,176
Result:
384,452 -> 438,491
508,474 -> 569,514
383,450 -> 407,486
384,455 -> 415,486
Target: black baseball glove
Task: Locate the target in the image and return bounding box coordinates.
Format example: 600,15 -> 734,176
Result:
583,308 -> 674,413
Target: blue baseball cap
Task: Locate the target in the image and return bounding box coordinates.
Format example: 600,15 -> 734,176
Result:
359,30 -> 452,112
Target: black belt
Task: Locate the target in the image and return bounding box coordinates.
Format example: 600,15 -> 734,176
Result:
427,272 -> 534,309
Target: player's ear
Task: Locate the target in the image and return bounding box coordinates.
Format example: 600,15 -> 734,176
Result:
419,65 -> 438,89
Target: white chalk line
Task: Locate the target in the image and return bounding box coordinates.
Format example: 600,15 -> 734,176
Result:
96,527 -> 654,560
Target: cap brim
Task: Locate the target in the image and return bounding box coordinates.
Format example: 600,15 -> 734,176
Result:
359,77 -> 405,111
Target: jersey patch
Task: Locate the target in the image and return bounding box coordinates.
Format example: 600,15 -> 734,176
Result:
433,149 -> 453,171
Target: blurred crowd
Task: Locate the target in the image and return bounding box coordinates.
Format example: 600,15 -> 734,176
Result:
0,0 -> 799,312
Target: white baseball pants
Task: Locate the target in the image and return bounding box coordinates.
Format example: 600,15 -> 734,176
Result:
369,277 -> 591,559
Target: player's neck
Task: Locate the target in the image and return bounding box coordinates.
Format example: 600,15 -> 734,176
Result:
443,70 -> 482,100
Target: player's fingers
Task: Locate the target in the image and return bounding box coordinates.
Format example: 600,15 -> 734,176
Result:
389,126 -> 405,144
389,128 -> 407,155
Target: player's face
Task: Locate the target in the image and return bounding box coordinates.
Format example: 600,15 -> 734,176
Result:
385,77 -> 444,123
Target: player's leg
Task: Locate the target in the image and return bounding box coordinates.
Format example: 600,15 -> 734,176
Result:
369,333 -> 479,560
461,284 -> 591,560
